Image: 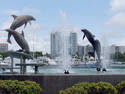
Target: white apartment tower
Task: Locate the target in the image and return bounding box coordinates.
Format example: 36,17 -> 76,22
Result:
51,31 -> 77,59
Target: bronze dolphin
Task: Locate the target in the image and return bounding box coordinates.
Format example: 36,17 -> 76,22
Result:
8,15 -> 36,44
81,29 -> 96,52
5,29 -> 30,53
81,29 -> 102,69
81,29 -> 101,60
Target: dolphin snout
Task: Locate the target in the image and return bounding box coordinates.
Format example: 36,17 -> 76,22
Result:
81,29 -> 85,32
81,29 -> 88,32
32,17 -> 36,21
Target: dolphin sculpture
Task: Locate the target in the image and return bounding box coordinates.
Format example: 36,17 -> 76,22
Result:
4,29 -> 30,53
81,29 -> 102,71
8,15 -> 36,44
81,29 -> 96,52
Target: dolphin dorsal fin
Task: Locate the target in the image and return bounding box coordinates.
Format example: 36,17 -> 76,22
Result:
93,35 -> 95,38
11,15 -> 17,19
21,31 -> 24,37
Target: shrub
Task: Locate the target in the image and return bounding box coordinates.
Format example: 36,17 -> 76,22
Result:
59,82 -> 117,94
59,82 -> 92,94
116,81 -> 125,94
0,80 -> 42,94
89,82 -> 117,94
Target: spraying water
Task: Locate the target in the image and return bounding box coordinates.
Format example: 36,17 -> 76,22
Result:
53,26 -> 73,73
101,46 -> 111,69
59,28 -> 71,71
51,11 -> 78,73
101,32 -> 111,69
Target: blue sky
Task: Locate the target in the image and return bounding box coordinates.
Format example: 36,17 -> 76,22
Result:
0,0 -> 125,53
0,0 -> 110,35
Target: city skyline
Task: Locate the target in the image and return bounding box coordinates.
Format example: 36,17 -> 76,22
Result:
0,0 -> 124,53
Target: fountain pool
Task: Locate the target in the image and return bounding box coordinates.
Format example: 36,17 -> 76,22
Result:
36,64 -> 125,75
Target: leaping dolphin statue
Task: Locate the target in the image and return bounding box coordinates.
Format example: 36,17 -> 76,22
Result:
81,29 -> 96,52
4,29 -> 30,54
81,29 -> 102,71
8,15 -> 36,44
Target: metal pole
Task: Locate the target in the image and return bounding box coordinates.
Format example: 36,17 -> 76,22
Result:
20,56 -> 23,74
23,58 -> 26,74
10,56 -> 13,73
35,66 -> 38,74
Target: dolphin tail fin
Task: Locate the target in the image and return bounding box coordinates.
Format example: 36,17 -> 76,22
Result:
11,15 -> 17,19
7,32 -> 12,44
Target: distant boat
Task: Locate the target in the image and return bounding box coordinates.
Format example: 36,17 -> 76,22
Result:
71,62 -> 97,68
29,56 -> 57,65
70,57 -> 97,68
0,57 -> 11,72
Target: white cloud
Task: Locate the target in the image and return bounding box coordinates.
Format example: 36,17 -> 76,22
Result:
108,0 -> 125,26
24,24 -> 50,53
105,0 -> 125,46
107,12 -> 125,26
23,8 -> 40,14
111,0 -> 125,11
25,30 -> 50,53
112,39 -> 125,46
78,36 -> 90,46
3,8 -> 40,15
3,9 -> 20,15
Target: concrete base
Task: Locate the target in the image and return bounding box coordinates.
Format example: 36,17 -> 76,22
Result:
0,74 -> 125,94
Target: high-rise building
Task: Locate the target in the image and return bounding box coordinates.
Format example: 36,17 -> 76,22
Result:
109,45 -> 125,54
69,32 -> 77,55
115,46 -> 125,53
77,45 -> 84,57
0,43 -> 8,52
51,31 -> 60,58
51,31 -> 77,59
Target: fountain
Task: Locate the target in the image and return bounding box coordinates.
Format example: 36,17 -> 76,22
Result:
81,29 -> 102,71
52,26 -> 73,74
0,13 -> 125,75
1,13 -> 125,94
101,46 -> 110,70
101,32 -> 111,71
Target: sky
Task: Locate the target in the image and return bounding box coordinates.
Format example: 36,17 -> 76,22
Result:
0,0 -> 125,53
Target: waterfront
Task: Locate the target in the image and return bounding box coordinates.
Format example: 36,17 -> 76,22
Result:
1,62 -> 125,75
